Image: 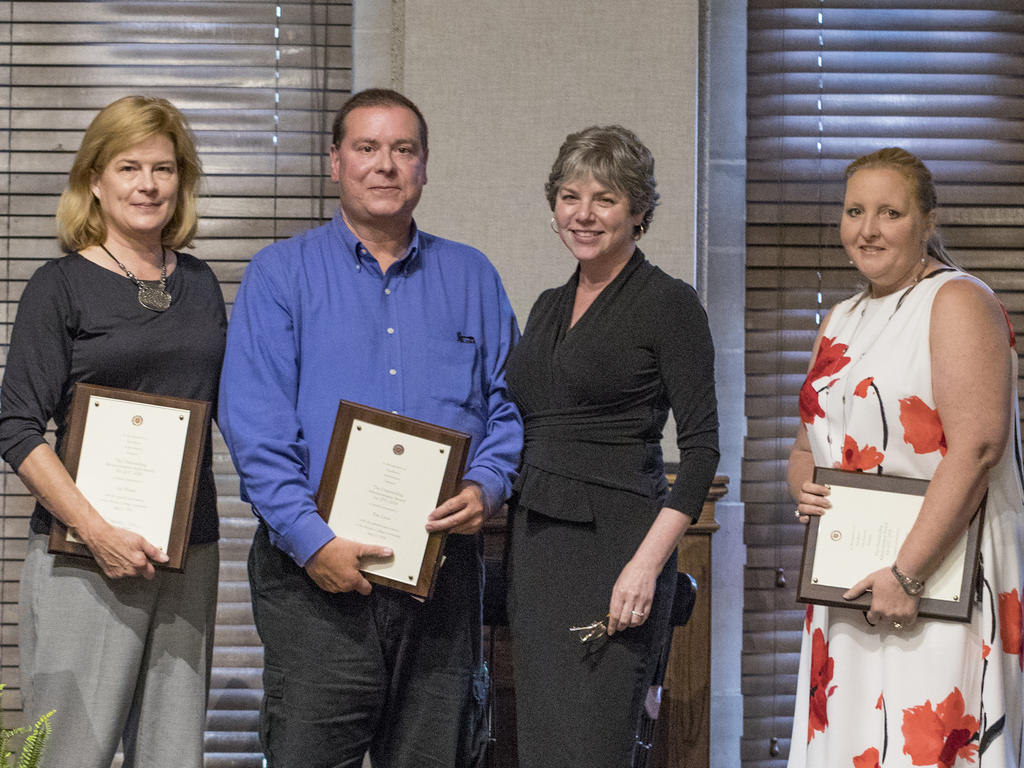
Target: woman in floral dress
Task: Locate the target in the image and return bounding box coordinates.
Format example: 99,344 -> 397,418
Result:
787,147 -> 1023,768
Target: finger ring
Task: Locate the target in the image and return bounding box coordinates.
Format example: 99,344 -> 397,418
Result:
631,610 -> 644,617
892,622 -> 903,631
793,509 -> 801,519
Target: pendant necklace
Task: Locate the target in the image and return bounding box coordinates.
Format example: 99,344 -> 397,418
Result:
100,244 -> 172,312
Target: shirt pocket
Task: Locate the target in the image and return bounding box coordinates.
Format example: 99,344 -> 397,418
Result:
410,338 -> 482,410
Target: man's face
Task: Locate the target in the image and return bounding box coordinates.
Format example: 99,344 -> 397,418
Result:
330,105 -> 428,228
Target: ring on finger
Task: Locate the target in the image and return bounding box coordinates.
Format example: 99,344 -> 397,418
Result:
631,609 -> 644,617
892,621 -> 903,631
793,508 -> 801,519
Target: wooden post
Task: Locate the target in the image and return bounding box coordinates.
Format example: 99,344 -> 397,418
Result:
653,475 -> 727,768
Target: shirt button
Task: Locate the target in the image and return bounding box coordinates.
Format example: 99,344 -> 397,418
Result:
389,369 -> 397,376
384,288 -> 392,295
387,328 -> 395,335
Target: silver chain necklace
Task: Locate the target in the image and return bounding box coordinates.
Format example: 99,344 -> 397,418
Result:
100,244 -> 172,312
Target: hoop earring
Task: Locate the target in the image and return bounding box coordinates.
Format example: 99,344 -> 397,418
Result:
550,217 -> 559,234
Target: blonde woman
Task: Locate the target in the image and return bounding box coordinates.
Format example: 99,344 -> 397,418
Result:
788,148 -> 1023,767
0,96 -> 226,767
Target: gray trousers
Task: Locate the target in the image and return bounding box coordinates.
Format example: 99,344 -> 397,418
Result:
18,532 -> 219,768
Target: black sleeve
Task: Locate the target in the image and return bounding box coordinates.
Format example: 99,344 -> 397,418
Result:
0,261 -> 75,471
654,278 -> 720,521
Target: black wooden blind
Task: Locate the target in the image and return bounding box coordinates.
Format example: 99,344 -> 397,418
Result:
0,2 -> 352,765
744,2 -> 1024,765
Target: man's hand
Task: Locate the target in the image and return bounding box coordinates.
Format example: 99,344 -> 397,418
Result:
425,482 -> 486,535
304,537 -> 393,594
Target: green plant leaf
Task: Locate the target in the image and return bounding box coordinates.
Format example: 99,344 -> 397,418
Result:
0,685 -> 55,768
16,710 -> 53,768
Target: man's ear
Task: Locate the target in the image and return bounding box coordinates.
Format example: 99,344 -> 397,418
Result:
329,145 -> 341,183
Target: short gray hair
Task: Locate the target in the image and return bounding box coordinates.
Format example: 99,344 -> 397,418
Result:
545,125 -> 659,237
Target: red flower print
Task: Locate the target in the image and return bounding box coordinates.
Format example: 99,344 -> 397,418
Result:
853,747 -> 880,768
800,336 -> 851,424
808,628 -> 836,742
841,434 -> 884,472
901,687 -> 979,767
998,589 -> 1024,670
854,377 -> 874,398
899,396 -> 947,456
805,603 -> 814,632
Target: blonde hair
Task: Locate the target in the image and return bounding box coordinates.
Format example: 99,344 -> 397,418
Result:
844,147 -> 957,268
56,96 -> 202,251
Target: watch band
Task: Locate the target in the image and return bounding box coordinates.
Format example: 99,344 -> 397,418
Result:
891,562 -> 925,596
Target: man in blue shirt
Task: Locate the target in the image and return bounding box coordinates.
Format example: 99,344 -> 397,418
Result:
218,88 -> 522,768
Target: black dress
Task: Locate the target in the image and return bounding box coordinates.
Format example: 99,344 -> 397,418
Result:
505,249 -> 718,767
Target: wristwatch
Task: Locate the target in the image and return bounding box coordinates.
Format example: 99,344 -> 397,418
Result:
891,563 -> 925,596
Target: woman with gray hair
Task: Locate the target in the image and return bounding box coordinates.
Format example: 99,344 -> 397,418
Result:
504,125 -> 720,766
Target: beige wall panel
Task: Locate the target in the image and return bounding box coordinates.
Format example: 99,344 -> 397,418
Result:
398,0 -> 700,324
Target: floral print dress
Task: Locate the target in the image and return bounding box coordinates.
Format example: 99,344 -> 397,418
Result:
788,270 -> 1024,768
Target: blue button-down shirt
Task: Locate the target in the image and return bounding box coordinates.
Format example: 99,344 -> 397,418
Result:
219,213 -> 522,566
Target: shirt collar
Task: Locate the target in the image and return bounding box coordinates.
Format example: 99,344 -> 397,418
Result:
331,210 -> 422,273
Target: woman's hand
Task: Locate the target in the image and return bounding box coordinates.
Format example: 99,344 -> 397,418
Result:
606,555 -> 659,636
77,519 -> 169,580
606,508 -> 692,636
845,566 -> 920,630
795,479 -> 831,524
605,507 -> 691,635
16,443 -> 168,579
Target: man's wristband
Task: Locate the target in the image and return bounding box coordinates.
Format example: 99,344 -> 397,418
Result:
891,562 -> 925,596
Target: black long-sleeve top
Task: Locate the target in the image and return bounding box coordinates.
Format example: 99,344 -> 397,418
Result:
505,249 -> 719,525
0,252 -> 227,544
